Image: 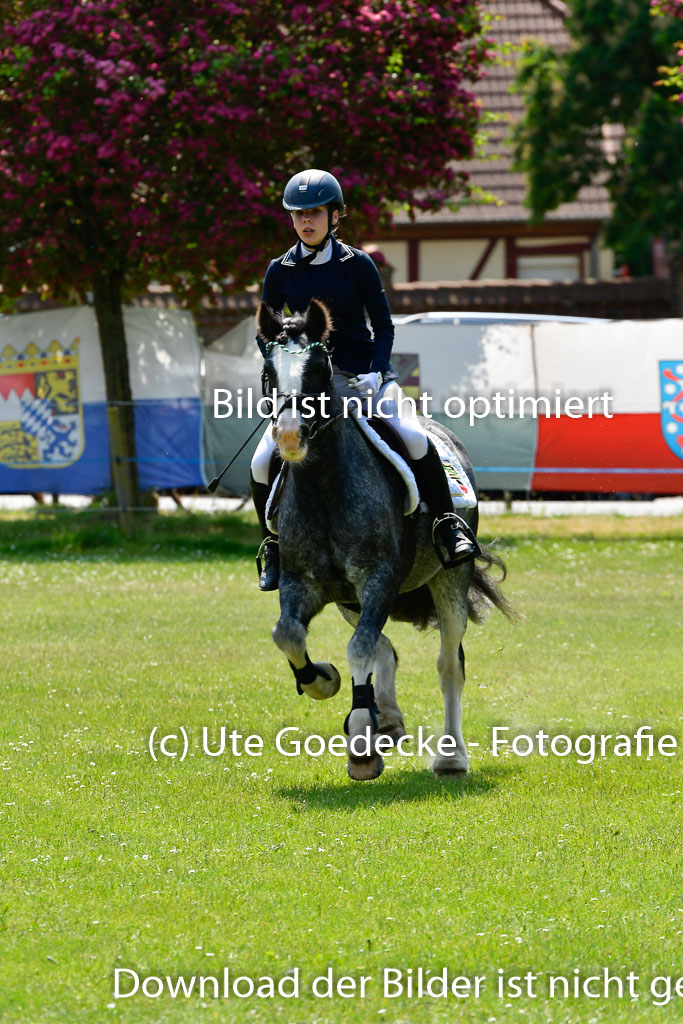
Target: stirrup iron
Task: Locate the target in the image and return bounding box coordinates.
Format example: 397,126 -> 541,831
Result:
256,535 -> 279,590
431,513 -> 481,570
255,535 -> 278,573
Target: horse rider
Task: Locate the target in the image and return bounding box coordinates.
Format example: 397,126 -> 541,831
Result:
250,168 -> 479,591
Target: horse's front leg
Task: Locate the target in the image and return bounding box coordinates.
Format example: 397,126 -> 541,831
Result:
345,570 -> 399,781
337,604 -> 406,742
273,575 -> 341,700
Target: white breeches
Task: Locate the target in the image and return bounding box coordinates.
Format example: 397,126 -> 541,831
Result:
251,375 -> 429,485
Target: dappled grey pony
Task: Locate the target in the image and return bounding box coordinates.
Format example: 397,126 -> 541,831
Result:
258,299 -> 511,781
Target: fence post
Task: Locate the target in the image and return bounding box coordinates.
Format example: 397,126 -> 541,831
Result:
107,404 -> 135,535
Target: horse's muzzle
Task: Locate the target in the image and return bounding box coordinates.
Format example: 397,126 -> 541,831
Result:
274,420 -> 309,462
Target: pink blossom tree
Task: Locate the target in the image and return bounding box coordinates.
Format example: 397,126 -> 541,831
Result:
0,0 -> 489,526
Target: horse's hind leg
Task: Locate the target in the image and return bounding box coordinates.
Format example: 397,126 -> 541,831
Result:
374,637 -> 405,742
428,570 -> 470,777
273,578 -> 341,700
337,604 -> 406,741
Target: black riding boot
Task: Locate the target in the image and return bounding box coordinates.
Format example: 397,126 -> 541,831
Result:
250,475 -> 280,591
412,442 -> 481,569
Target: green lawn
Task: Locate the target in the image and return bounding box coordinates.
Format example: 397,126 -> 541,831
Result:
1,509 -> 681,1023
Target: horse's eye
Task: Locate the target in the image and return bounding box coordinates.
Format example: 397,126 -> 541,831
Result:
306,365 -> 328,389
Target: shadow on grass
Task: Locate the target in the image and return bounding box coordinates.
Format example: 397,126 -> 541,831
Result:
275,762 -> 519,811
0,507 -> 260,561
2,508 -> 679,562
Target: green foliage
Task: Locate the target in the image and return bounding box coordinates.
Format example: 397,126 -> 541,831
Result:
607,89 -> 683,271
512,0 -> 683,270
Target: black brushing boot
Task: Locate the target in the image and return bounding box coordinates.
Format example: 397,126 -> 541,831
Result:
412,442 -> 481,568
251,475 -> 280,591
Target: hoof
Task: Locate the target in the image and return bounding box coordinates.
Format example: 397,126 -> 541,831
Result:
432,755 -> 469,779
432,747 -> 469,778
347,753 -> 384,781
301,662 -> 341,701
377,723 -> 406,745
433,765 -> 468,779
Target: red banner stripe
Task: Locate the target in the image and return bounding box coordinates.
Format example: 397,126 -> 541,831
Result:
531,412 -> 683,493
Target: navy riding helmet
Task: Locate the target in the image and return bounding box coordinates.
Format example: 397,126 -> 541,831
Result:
282,168 -> 344,212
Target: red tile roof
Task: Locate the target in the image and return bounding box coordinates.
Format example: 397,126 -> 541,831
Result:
396,0 -> 612,227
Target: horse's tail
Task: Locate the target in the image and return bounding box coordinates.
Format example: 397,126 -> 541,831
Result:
467,544 -> 517,624
391,545 -> 515,630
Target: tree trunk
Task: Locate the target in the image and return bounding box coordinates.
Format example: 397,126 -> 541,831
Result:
92,271 -> 141,534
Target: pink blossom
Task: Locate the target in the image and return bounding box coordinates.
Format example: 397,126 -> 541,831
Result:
0,0 -> 489,303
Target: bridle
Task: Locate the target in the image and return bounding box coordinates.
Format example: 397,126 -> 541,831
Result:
264,336 -> 342,440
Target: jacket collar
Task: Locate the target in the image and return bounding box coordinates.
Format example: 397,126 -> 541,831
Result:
281,236 -> 355,267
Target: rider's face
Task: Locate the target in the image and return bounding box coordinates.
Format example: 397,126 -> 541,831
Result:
291,206 -> 339,248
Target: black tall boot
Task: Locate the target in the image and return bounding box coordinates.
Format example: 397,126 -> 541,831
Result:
412,442 -> 481,569
250,475 -> 280,591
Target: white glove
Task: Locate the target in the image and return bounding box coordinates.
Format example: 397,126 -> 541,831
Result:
350,371 -> 382,397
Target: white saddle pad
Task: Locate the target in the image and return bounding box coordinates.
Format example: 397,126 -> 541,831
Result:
428,429 -> 478,510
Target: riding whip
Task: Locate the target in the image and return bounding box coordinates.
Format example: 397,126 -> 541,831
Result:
207,417 -> 268,493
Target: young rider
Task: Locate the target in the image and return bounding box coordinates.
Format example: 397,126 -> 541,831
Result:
250,168 -> 479,590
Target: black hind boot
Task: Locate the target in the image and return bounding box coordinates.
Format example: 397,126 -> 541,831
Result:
251,475 -> 279,591
412,442 -> 481,569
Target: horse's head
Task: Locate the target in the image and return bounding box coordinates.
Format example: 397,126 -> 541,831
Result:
257,299 -> 335,463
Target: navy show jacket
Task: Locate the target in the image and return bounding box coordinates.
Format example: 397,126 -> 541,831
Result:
259,237 -> 394,375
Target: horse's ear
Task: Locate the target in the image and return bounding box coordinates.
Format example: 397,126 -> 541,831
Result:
305,299 -> 332,346
256,303 -> 283,345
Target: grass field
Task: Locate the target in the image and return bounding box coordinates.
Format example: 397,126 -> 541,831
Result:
1,508 -> 682,1023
